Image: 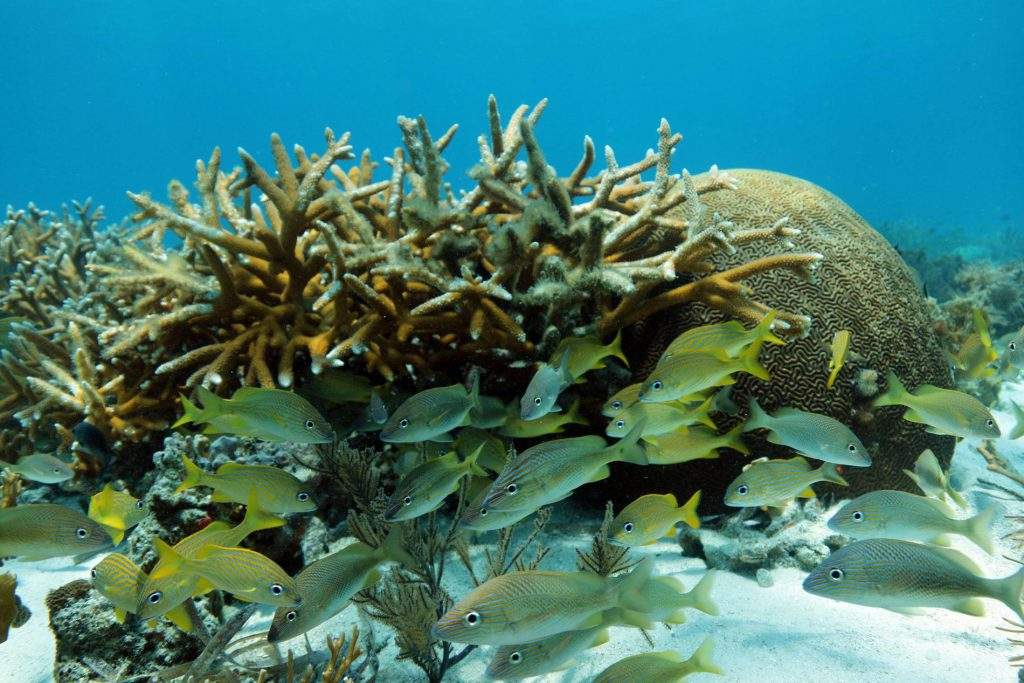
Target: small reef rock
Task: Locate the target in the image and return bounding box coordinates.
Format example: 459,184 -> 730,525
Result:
680,499 -> 847,574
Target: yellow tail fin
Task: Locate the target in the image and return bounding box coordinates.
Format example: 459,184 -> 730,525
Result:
677,490 -> 701,529
739,337 -> 770,381
174,454 -> 205,494
238,492 -> 285,536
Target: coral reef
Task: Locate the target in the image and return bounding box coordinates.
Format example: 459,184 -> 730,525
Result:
603,169 -> 953,511
678,499 -> 847,574
2,97 -> 823,449
939,259 -> 1024,340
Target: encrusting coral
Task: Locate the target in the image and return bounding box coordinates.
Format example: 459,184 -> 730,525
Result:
0,96 -> 824,449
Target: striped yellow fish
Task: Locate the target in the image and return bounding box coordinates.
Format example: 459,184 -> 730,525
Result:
176,455 -> 316,514
593,638 -> 722,682
610,492 -> 701,546
381,376 -> 480,442
602,383 -> 644,418
659,310 -> 782,362
550,331 -> 628,379
1,453 -> 73,484
640,339 -> 769,404
88,484 -> 148,545
953,309 -> 997,380
827,329 -> 851,389
744,398 -> 871,466
385,448 -> 487,521
175,386 -> 334,443
486,622 -> 610,680
644,424 -> 749,465
499,398 -> 588,438
724,456 -> 847,508
874,371 -> 1000,439
0,503 -> 111,562
605,396 -> 715,440
91,553 -> 193,631
520,352 -> 573,421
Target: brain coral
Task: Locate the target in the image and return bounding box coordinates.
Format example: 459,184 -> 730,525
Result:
604,169 -> 953,510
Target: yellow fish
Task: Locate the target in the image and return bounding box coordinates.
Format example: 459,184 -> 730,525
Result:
498,398 -> 588,438
659,310 -> 783,363
593,638 -> 722,682
605,396 -> 716,440
381,376 -> 480,442
550,331 -> 628,379
602,383 -> 643,418
827,329 -> 851,389
902,449 -> 967,508
455,427 -> 508,473
874,371 -> 1000,439
953,309 -> 997,380
610,491 -> 701,546
385,448 -> 487,521
640,339 -> 769,404
644,424 -> 749,465
149,541 -> 301,607
88,484 -> 148,544
724,456 -> 847,508
1,453 -> 74,484
176,455 -> 316,514
90,553 -> 193,631
0,503 -> 112,562
175,386 -> 334,443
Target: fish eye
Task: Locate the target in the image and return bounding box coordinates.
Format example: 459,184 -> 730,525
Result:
651,380 -> 663,391
737,485 -> 749,495
297,492 -> 310,502
403,495 -> 412,506
270,583 -> 283,596
509,651 -> 522,664
148,591 -> 163,604
986,419 -> 995,428
533,397 -> 542,406
1011,342 -> 1018,351
304,419 -> 315,430
623,522 -> 634,534
615,420 -> 625,429
847,444 -> 857,452
852,511 -> 864,522
611,400 -> 622,410
136,500 -> 145,509
286,610 -> 297,622
506,483 -> 518,495
53,467 -> 61,473
463,611 -> 481,627
90,569 -> 97,578
399,418 -> 409,429
829,568 -> 844,581
479,507 -> 488,516
76,527 -> 88,539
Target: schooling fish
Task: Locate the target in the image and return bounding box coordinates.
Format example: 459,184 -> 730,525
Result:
593,638 -> 722,683
744,398 -> 871,466
550,331 -> 628,379
455,427 -> 508,474
149,541 -> 301,607
659,310 -> 782,362
603,383 -> 643,418
499,398 -> 588,438
303,368 -> 373,404
640,339 -> 769,404
268,528 -> 413,642
1,453 -> 74,483
486,621 -> 611,680
644,424 -> 749,465
433,559 -> 660,646
903,449 -> 967,508
385,448 -> 488,521
0,503 -> 111,562
610,492 -> 701,546
380,375 -> 480,443
827,329 -> 851,389
0,572 -> 29,644
481,428 -> 647,516
90,553 -> 194,631
724,456 -> 847,508
175,386 -> 334,443
469,394 -> 510,430
88,483 -> 148,544
605,396 -> 716,440
828,490 -> 995,554
1000,324 -> 1024,374
519,351 -> 573,421
803,538 -> 1024,620
459,485 -> 536,532
953,309 -> 997,380
176,455 -> 316,514
873,371 -> 1000,440
633,571 -> 719,623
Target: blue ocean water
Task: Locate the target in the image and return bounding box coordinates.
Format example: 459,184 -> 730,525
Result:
2,1 -> 1022,249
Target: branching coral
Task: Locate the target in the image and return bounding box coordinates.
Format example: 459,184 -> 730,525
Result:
3,97 -> 822,444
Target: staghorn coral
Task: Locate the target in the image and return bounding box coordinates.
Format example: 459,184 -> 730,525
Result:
48,96 -> 820,444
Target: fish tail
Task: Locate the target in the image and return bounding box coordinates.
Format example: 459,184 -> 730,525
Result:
608,329 -> 630,366
616,558 -> 655,613
174,454 -> 205,494
380,525 -> 417,568
462,444 -> 489,478
739,337 -> 770,381
873,371 -> 908,407
687,570 -> 719,616
818,462 -> 849,487
165,604 -> 195,633
172,393 -> 205,428
565,398 -> 588,426
721,422 -> 751,455
973,308 -> 993,350
240,492 -> 285,534
685,636 -> 724,677
755,310 -> 785,346
997,565 -> 1024,623
947,484 -> 968,508
149,538 -> 186,580
677,490 -> 701,530
744,397 -> 770,432
965,505 -> 997,555
693,395 -> 717,429
611,420 -> 648,466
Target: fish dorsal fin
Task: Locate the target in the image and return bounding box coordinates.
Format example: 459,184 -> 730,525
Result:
654,651 -> 685,663
216,462 -> 243,473
232,387 -> 266,400
743,456 -> 769,471
788,455 -> 810,468
660,493 -> 679,507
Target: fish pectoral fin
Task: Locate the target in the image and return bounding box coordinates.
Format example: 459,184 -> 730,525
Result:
952,598 -> 986,617
798,487 -> 817,499
924,426 -> 953,436
165,605 -> 194,632
576,612 -> 604,630
361,567 -> 383,590
902,409 -> 927,424
666,608 -> 688,624
588,465 -> 611,483
114,608 -> 127,623
429,432 -> 455,443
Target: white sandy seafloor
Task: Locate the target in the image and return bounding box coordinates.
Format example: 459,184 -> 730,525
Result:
6,382 -> 1024,682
